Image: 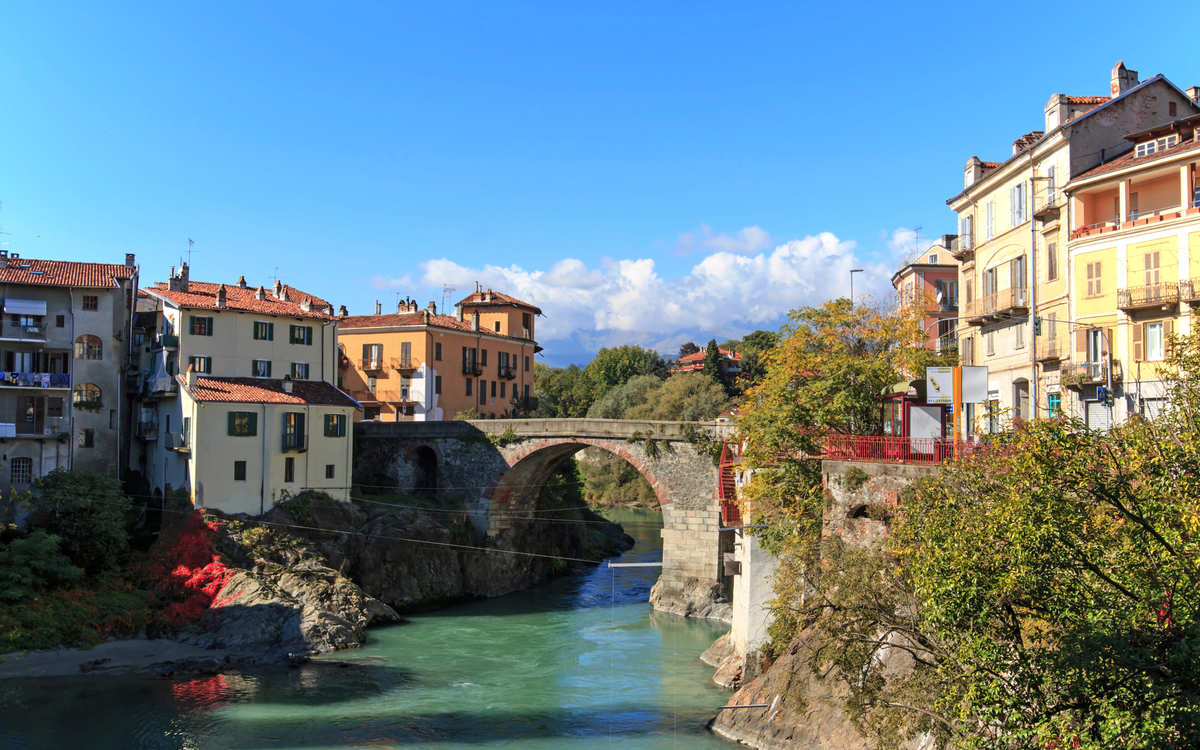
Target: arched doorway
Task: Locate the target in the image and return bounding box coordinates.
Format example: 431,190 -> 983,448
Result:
412,445 -> 438,497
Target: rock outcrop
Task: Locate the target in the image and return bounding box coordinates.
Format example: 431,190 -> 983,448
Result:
649,577 -> 732,623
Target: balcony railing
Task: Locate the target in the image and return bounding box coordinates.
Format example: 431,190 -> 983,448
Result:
148,377 -> 178,397
521,327 -> 532,340
281,433 -> 308,453
0,323 -> 47,341
824,435 -> 977,466
137,421 -> 159,440
124,375 -> 141,394
360,357 -> 384,371
391,356 -> 416,371
964,293 -> 997,323
0,373 -> 71,388
938,298 -> 959,313
1036,339 -> 1064,362
498,362 -> 516,379
1070,219 -> 1120,240
155,333 -> 179,350
1118,282 -> 1178,311
1181,278 -> 1200,303
166,431 -> 190,452
337,354 -> 351,370
1062,360 -> 1123,389
382,388 -> 421,404
1127,204 -> 1183,224
462,360 -> 482,376
999,286 -> 1028,313
1033,190 -> 1065,218
14,420 -> 46,436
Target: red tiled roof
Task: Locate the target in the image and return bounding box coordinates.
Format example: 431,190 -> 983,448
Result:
678,348 -> 742,363
456,289 -> 542,315
338,311 -> 534,341
1074,136 -> 1200,180
0,258 -> 134,288
1066,95 -> 1110,105
186,376 -> 359,407
980,161 -> 1002,169
1013,130 -> 1045,152
148,281 -> 333,320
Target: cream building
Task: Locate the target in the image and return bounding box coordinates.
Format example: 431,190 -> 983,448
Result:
131,263 -> 356,515
946,62 -> 1198,435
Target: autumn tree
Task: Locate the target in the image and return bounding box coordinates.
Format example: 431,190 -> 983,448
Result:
584,345 -> 667,398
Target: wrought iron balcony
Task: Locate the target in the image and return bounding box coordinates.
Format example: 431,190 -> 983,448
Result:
462,360 -> 482,376
1117,282 -> 1178,312
1181,278 -> 1200,303
360,357 -> 384,371
136,420 -> 159,440
498,362 -> 517,379
1062,360 -> 1123,389
1036,339 -> 1064,363
391,356 -> 416,372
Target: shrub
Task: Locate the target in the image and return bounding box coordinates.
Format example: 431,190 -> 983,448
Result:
23,470 -> 131,577
0,530 -> 83,602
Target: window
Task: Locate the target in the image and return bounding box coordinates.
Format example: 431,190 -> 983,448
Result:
1010,183 -> 1026,226
1087,329 -> 1104,364
284,457 -> 295,483
78,428 -> 94,448
82,295 -> 98,311
55,314 -> 65,328
494,321 -> 501,332
1047,392 -> 1062,417
367,375 -> 376,391
479,381 -> 487,404
1136,135 -> 1178,158
435,343 -> 442,361
928,253 -> 938,265
188,356 -> 213,374
234,461 -> 247,482
253,359 -> 272,378
480,349 -> 488,366
435,375 -> 442,394
524,356 -> 530,371
254,321 -> 275,341
283,412 -> 306,447
985,200 -> 995,240
189,316 -> 214,336
10,457 -> 32,485
326,464 -> 335,479
1144,322 -> 1165,361
959,214 -> 974,249
1015,319 -> 1025,349
1047,242 -> 1058,281
324,413 -> 346,437
491,380 -> 497,398
289,325 -> 313,345
986,330 -> 995,356
466,378 -> 472,396
73,383 -> 101,406
228,411 -> 258,436
1169,101 -> 1177,117
524,384 -> 530,398
291,362 -> 309,379
500,381 -> 506,398
1144,251 -> 1161,288
1086,261 -> 1103,297
364,406 -> 381,420
47,398 -> 63,418
74,334 -> 103,360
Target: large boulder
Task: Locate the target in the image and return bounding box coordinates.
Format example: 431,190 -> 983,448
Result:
649,578 -> 732,622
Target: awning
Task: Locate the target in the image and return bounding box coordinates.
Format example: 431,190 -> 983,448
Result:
4,299 -> 47,316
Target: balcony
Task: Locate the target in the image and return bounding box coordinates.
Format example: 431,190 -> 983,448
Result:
391,356 -> 416,372
154,333 -> 178,350
146,377 -> 178,398
1117,283 -> 1178,312
360,357 -> 384,371
963,293 -> 996,325
0,373 -> 71,389
351,389 -> 380,403
1033,190 -> 1065,219
124,375 -> 141,395
938,298 -> 959,313
281,433 -> 308,453
166,431 -> 190,453
498,362 -> 517,379
1126,204 -> 1185,226
949,234 -> 973,261
996,286 -> 1028,316
1062,360 -> 1123,389
137,420 -> 159,440
0,323 -> 47,342
1036,339 -> 1065,363
462,360 -> 482,376
1181,279 -> 1200,303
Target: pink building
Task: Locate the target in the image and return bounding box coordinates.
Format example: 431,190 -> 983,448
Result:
891,236 -> 962,352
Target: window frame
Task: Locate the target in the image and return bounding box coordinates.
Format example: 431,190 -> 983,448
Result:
291,362 -> 309,380
10,457 -> 33,485
1145,321 -> 1165,362
234,460 -> 247,482
189,315 -> 214,336
324,413 -> 346,438
228,410 -> 258,437
253,320 -> 275,341
187,355 -> 213,374
82,295 -> 99,311
252,359 -> 272,378
289,325 -> 313,345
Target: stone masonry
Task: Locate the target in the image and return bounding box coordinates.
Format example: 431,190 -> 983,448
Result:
821,459 -> 940,548
354,418 -> 735,615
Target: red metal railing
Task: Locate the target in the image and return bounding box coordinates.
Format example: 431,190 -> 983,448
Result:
824,435 -> 973,465
718,441 -> 742,527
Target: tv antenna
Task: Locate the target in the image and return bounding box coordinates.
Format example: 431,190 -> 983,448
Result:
441,284 -> 456,313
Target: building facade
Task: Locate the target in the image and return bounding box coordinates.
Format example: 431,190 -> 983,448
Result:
130,264 -> 354,515
337,285 -> 540,421
947,62 -> 1199,435
668,348 -> 742,377
1064,111 -> 1200,429
0,251 -> 138,493
891,237 -> 961,352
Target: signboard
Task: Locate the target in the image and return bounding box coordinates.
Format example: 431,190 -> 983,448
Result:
961,366 -> 989,404
925,367 -> 954,404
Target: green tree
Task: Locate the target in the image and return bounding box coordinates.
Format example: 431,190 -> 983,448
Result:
24,470 -> 132,577
701,338 -> 721,381
584,345 -> 667,398
0,530 -> 84,602
586,374 -> 663,419
624,372 -> 730,421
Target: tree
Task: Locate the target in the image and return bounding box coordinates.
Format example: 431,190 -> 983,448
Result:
23,470 -> 131,577
701,338 -> 721,381
586,374 -> 663,419
584,345 -> 667,398
624,372 -> 730,421
0,530 -> 84,602
678,341 -> 700,359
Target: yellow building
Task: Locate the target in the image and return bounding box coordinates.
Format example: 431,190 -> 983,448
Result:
135,264 -> 355,514
1065,111 -> 1200,428
337,285 -> 540,421
946,62 -> 1199,435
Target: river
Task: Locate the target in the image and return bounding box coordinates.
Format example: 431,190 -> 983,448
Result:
0,509 -> 740,749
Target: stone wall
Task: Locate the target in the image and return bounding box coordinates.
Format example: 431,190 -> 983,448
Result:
821,460 -> 940,549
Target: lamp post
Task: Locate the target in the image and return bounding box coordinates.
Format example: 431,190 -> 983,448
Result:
850,269 -> 864,302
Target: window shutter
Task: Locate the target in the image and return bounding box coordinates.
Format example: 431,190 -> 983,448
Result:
1133,323 -> 1143,361
228,411 -> 236,435
296,412 -> 305,437
1010,187 -> 1016,226
205,356 -> 212,373
266,361 -> 272,377
324,414 -> 333,437
305,327 -> 312,345
1076,328 -> 1088,358
248,412 -> 258,436
289,326 -> 296,344
207,317 -> 214,336
268,322 -> 274,341
1105,328 -> 1114,357
1165,318 -> 1174,352
189,316 -> 197,334
1096,262 -> 1102,295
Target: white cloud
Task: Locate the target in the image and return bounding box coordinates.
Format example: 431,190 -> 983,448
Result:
677,224 -> 774,256
886,227 -> 927,263
403,232 -> 894,350
368,273 -> 414,289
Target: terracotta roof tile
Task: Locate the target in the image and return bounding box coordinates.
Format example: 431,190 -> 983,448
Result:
0,258 -> 134,288
677,348 -> 742,363
186,376 -> 359,407
338,311 -> 535,341
456,290 -> 542,315
1065,95 -> 1110,105
148,280 -> 334,320
1074,136 -> 1200,180
1013,130 -> 1045,152
980,161 -> 1002,169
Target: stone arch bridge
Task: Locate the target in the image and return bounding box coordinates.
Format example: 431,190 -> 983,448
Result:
353,418 -> 736,614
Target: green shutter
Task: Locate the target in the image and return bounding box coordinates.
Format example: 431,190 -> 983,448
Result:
206,317 -> 213,336
205,356 -> 212,373
247,412 -> 258,436
268,322 -> 274,341
296,412 -> 305,437
289,326 -> 296,344
228,411 -> 236,435
324,414 -> 334,437
305,326 -> 312,345
189,316 -> 197,335
265,361 -> 272,377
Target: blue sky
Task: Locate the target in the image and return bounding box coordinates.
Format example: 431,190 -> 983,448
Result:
2,2 -> 1196,365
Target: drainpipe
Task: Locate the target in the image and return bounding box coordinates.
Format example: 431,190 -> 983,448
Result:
260,403 -> 268,515
1030,166 -> 1039,420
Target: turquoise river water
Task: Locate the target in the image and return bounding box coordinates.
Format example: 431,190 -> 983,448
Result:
0,509 -> 741,749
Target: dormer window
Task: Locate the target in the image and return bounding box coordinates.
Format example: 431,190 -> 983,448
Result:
929,254 -> 939,265
1136,135 -> 1178,158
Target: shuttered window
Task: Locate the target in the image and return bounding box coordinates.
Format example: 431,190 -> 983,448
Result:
189,316 -> 214,336
228,411 -> 257,436
1086,261 -> 1103,297
254,321 -> 274,341
324,413 -> 346,437
289,325 -> 313,345
1144,251 -> 1160,287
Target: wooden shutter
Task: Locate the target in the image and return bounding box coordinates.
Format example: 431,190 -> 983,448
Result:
1133,323 -> 1143,361
289,326 -> 296,344
204,356 -> 212,373
247,412 -> 257,436
1105,328 -> 1114,357
363,344 -> 370,359
1076,328 -> 1088,359
189,315 -> 197,334
324,414 -> 334,437
228,411 -> 237,435
1165,318 -> 1174,353
267,322 -> 274,341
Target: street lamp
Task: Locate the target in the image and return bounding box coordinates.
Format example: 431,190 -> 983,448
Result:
849,269 -> 864,301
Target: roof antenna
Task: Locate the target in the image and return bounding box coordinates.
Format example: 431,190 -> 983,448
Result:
441,284 -> 456,313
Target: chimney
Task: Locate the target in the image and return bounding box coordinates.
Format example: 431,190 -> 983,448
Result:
168,266 -> 177,291
471,310 -> 480,331
237,275 -> 247,289
964,156 -> 983,189
1045,93 -> 1069,131
273,279 -> 283,299
485,288 -> 493,302
178,263 -> 189,293
1188,86 -> 1200,102
186,363 -> 197,389
456,304 -> 464,322
338,304 -> 348,317
255,285 -> 266,301
0,252 -> 7,270
1110,61 -> 1138,96
427,300 -> 437,314
282,374 -> 294,393
423,308 -> 430,324
216,284 -> 227,308
125,253 -> 136,268
300,297 -> 312,312
375,300 -> 382,315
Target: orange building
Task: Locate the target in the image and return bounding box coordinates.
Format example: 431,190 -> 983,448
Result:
337,285 -> 541,421
668,348 -> 741,377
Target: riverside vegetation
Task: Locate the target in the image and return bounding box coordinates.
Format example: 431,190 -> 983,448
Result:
721,297 -> 1200,749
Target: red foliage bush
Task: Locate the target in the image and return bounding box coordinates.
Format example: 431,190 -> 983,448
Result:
143,512 -> 238,628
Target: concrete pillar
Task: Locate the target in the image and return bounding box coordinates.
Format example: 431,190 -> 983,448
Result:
1119,179 -> 1130,225
730,530 -> 779,662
